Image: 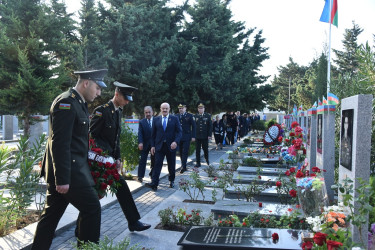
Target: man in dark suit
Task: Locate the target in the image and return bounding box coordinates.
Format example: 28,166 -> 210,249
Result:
194,102 -> 212,167
32,69 -> 107,249
146,102 -> 182,190
137,106 -> 155,182
90,81 -> 150,232
176,102 -> 196,173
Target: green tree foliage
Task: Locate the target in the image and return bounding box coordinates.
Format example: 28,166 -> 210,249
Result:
175,0 -> 271,113
333,21 -> 363,75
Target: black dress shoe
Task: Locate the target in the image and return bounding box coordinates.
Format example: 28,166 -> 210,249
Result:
169,182 -> 175,188
145,183 -> 157,191
137,178 -> 143,183
180,168 -> 187,173
129,220 -> 151,232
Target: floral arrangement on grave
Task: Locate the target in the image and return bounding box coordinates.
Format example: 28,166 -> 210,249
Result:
263,123 -> 284,145
295,166 -> 328,217
88,138 -> 121,198
281,121 -> 306,168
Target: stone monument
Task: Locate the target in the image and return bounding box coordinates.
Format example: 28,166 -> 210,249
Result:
2,115 -> 13,140
306,108 -> 317,171
339,94 -> 372,247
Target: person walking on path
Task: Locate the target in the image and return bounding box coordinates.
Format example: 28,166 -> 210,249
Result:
90,80 -> 150,232
146,103 -> 182,191
213,115 -> 223,150
137,106 -> 155,182
176,102 -> 196,173
194,102 -> 212,167
32,69 -> 107,249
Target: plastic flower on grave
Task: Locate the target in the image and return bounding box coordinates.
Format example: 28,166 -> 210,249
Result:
276,181 -> 282,188
289,189 -> 297,197
291,121 -> 299,128
271,232 -> 279,241
88,137 -> 121,199
295,170 -> 304,178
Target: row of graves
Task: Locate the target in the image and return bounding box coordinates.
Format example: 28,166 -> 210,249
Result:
168,94 -> 373,250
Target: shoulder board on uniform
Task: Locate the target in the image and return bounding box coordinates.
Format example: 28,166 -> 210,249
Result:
70,93 -> 76,98
103,103 -> 110,108
59,103 -> 71,110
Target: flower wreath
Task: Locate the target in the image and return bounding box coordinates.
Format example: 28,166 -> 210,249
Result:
88,138 -> 122,198
263,123 -> 283,145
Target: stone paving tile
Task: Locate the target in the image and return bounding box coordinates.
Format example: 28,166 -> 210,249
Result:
47,140 -> 237,249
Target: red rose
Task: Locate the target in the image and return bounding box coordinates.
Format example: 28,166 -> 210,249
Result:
289,167 -> 296,173
259,202 -> 262,207
108,179 -> 114,185
242,222 -> 247,226
100,182 -> 107,190
285,170 -> 291,176
276,181 -> 282,188
102,174 -> 108,180
289,189 -> 297,197
285,138 -> 290,143
302,241 -> 313,250
292,139 -> 296,145
291,121 -> 299,128
95,172 -> 100,178
310,173 -> 316,177
289,132 -> 296,137
105,162 -> 112,169
91,148 -> 103,155
114,173 -> 120,181
312,166 -> 321,173
296,170 -> 304,178
91,171 -> 95,177
326,240 -> 343,250
294,126 -> 303,133
272,232 -> 279,240
258,175 -> 262,179
261,218 -> 264,222
313,232 -> 328,246
278,136 -> 283,142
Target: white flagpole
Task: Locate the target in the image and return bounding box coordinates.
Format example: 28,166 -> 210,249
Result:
327,0 -> 332,96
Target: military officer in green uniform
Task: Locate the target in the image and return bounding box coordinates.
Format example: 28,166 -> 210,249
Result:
194,102 -> 212,167
32,69 -> 108,249
89,81 -> 151,232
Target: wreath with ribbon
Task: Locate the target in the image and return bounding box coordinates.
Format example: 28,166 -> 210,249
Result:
263,123 -> 283,145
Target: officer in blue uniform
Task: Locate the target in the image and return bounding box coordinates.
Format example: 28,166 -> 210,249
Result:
194,102 -> 212,167
176,102 -> 196,173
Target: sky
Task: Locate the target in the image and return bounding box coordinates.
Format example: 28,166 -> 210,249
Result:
64,0 -> 375,83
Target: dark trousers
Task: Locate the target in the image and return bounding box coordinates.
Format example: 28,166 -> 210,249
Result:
179,140 -> 191,169
32,185 -> 101,250
214,134 -> 222,145
195,138 -> 209,165
152,142 -> 176,186
227,132 -> 234,145
138,146 -> 155,178
115,176 -> 141,224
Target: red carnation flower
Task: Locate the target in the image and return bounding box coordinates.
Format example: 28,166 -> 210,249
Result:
105,162 -> 112,169
285,138 -> 290,143
302,241 -> 313,250
91,148 -> 103,155
108,179 -> 114,185
326,240 -> 343,250
272,232 -> 279,241
289,189 -> 297,197
296,170 -> 304,178
312,166 -> 321,173
258,175 -> 262,179
310,173 -> 317,177
294,126 -> 303,133
276,181 -> 282,188
289,167 -> 296,173
278,136 -> 283,142
313,232 -> 328,246
285,170 -> 291,176
260,218 -> 264,222
291,121 -> 299,128
289,132 -> 295,137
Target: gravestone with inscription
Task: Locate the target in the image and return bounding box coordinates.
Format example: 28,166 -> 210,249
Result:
315,105 -> 336,201
306,108 -> 317,170
177,226 -> 305,249
338,94 -> 372,247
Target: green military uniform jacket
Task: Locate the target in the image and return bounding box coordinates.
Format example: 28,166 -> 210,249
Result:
90,101 -> 122,160
194,112 -> 213,139
41,88 -> 94,187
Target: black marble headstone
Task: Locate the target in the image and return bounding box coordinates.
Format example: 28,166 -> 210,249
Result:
177,226 -> 305,250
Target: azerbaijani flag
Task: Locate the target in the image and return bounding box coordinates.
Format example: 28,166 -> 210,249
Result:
298,105 -> 303,111
318,98 -> 322,106
320,0 -> 338,27
312,101 -> 317,108
327,92 -> 339,105
323,96 -> 328,105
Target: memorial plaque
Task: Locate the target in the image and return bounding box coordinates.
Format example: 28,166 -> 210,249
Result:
317,114 -> 322,154
177,226 -> 304,249
340,109 -> 353,170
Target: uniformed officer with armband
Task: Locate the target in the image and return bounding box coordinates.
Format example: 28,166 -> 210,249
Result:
89,80 -> 151,232
32,69 -> 108,249
176,102 -> 196,173
194,102 -> 212,167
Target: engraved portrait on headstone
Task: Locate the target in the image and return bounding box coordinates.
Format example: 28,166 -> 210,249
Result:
340,109 -> 353,170
317,114 -> 322,154
307,117 -> 311,145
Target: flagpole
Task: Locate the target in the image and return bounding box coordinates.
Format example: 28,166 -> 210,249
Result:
327,0 -> 332,96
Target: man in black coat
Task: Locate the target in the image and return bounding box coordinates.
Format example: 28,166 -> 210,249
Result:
176,102 -> 196,173
137,106 -> 155,182
194,102 -> 212,167
32,69 -> 107,249
89,81 -> 150,232
146,102 -> 182,190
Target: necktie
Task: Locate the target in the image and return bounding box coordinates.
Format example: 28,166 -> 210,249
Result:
163,117 -> 167,131
148,119 -> 151,128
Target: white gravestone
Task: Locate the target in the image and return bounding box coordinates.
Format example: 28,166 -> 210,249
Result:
316,105 -> 336,201
339,94 -> 372,247
2,115 -> 13,140
306,108 -> 317,171
29,115 -> 44,146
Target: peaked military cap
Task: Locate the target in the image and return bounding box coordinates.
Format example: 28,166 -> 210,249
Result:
197,101 -> 205,108
178,102 -> 187,108
114,81 -> 138,102
74,69 -> 108,88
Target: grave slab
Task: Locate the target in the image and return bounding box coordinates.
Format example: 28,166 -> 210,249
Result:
225,186 -> 286,202
233,174 -> 279,185
237,166 -> 283,176
177,226 -> 306,249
